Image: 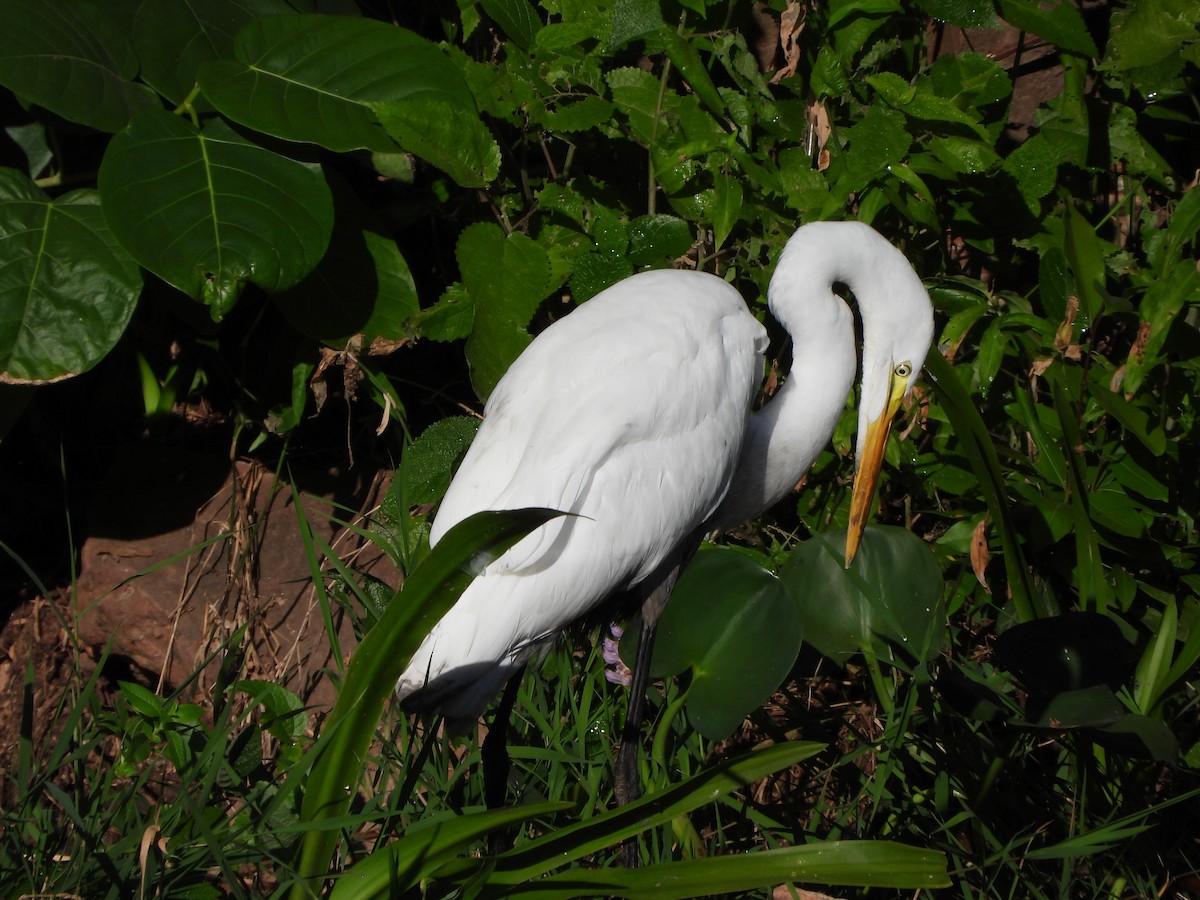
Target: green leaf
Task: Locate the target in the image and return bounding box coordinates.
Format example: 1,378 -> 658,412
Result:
867,72 -> 988,138
626,215 -> 695,265
709,175 -> 743,251
481,0 -> 543,51
291,508 -> 565,897
653,548 -> 802,740
993,613 -> 1131,694
1095,715 -> 1179,762
404,417 -> 481,506
273,178 -> 418,345
0,169 -> 141,383
914,0 -> 999,28
331,801 -> 572,899
1134,597 -> 1176,715
374,96 -> 501,188
995,0 -> 1099,56
488,841 -> 950,897
98,111 -> 333,320
233,679 -> 308,743
1062,202 -> 1107,325
1107,0 -> 1200,70
779,526 -> 944,663
1029,684 -> 1124,730
609,0 -> 663,49
133,0 -> 296,106
457,223 -> 553,400
541,96 -> 616,133
0,0 -> 158,133
199,14 -> 474,154
838,106 -> 910,192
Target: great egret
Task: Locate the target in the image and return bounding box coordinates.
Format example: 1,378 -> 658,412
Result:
396,220 -> 934,808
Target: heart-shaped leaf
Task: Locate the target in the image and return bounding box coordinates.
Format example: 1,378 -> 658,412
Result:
653,547 -> 802,740
199,13 -> 475,153
0,169 -> 141,383
779,526 -> 945,664
98,110 -> 333,320
0,0 -> 158,133
993,612 -> 1132,694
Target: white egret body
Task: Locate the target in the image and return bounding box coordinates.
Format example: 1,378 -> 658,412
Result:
396,221 -> 935,730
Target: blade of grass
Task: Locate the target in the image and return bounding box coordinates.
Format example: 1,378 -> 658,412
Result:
434,740 -> 826,886
485,841 -> 950,898
924,350 -> 1037,620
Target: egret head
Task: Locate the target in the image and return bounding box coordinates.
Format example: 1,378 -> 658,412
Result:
844,244 -> 935,567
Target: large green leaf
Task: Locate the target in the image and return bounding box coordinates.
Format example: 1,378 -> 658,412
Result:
98,110 -> 333,320
779,526 -> 945,664
0,0 -> 158,133
199,13 -> 475,153
0,169 -> 141,383
458,223 -> 554,400
652,547 -> 802,740
132,0 -> 297,106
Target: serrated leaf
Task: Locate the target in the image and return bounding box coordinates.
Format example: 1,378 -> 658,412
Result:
609,0 -> 663,49
0,0 -> 158,133
414,285 -> 475,343
1110,0 -> 1200,69
457,223 -> 553,399
98,111 -> 333,320
839,106 -> 910,192
199,14 -> 474,153
374,96 -> 501,188
541,96 -> 616,133
867,72 -> 989,138
133,0 -> 296,106
0,169 -> 141,383
404,417 -> 481,505
653,548 -> 802,740
627,214 -> 695,265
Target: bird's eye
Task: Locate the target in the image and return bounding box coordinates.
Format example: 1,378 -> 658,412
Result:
894,362 -> 912,378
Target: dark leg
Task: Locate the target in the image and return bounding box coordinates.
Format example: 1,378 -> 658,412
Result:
614,555 -> 688,868
482,665 -> 525,854
613,617 -> 658,809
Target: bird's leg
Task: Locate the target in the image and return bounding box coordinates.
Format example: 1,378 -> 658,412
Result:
482,665 -> 525,855
614,546 -> 694,867
613,615 -> 658,809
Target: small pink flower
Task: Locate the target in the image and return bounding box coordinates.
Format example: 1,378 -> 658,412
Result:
602,623 -> 632,686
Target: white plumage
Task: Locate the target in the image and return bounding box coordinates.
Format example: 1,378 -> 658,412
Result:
396,220 -> 935,727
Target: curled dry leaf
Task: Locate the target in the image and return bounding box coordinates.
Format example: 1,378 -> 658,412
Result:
971,517 -> 991,593
770,0 -> 806,83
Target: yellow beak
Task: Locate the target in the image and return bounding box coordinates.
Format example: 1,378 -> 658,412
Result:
845,373 -> 907,567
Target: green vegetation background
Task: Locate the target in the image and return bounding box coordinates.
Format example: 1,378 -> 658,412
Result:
1,0 -> 1198,897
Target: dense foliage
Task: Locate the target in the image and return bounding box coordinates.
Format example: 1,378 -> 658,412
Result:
1,0 -> 1199,896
